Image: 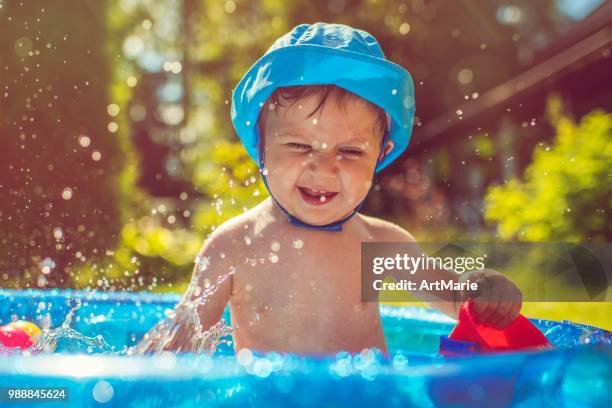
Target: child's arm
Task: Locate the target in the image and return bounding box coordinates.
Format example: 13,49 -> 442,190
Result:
132,228 -> 234,353
377,223 -> 522,328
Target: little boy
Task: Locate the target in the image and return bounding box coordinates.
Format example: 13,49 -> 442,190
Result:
136,23 -> 522,355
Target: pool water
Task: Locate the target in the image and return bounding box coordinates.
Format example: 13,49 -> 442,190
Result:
0,289 -> 610,407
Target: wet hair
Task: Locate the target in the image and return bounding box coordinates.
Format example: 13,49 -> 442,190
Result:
257,85 -> 388,143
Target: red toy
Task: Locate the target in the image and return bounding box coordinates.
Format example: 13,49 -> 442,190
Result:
0,325 -> 34,351
441,300 -> 551,355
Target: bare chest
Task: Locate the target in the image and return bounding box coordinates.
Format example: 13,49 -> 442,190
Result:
228,235 -> 382,352
234,236 -> 362,307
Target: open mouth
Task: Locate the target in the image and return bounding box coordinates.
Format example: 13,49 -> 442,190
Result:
297,187 -> 339,206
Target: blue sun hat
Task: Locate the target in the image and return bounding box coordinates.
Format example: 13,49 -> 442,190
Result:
232,22 -> 415,172
231,22 -> 415,231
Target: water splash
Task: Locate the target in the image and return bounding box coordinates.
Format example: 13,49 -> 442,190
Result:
2,267 -> 235,357
127,268 -> 235,355
1,299 -> 115,355
35,299 -> 116,354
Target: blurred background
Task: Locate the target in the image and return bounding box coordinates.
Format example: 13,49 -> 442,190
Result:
1,1 -> 610,327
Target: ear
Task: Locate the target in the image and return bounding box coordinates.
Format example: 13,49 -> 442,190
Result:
383,140 -> 394,157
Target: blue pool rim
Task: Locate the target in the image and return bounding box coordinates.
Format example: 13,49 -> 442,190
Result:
0,289 -> 610,408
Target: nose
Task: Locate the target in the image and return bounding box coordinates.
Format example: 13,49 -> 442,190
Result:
306,149 -> 340,177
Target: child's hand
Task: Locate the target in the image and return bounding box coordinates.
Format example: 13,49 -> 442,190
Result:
459,269 -> 522,328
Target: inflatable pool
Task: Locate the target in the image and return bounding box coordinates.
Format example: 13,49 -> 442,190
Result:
0,289 -> 609,407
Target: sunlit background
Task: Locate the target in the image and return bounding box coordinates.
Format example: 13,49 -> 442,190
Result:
0,0 -> 610,327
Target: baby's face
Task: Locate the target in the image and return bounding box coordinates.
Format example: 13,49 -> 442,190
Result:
261,94 -> 386,226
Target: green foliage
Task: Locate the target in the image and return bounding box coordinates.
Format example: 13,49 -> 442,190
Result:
485,109 -> 611,241
186,138 -> 266,232
175,0 -> 285,232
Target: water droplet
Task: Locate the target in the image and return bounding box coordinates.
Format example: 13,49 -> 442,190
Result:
107,104 -> 120,117
197,256 -> 210,273
53,227 -> 63,240
126,76 -> 138,87
292,240 -> 303,249
237,348 -> 253,365
225,0 -> 237,13
39,257 -> 56,275
270,241 -> 280,252
61,187 -> 73,200
253,358 -> 273,378
391,88 -> 398,95
14,37 -> 33,57
78,135 -> 91,147
457,68 -> 473,84
92,380 -> 114,403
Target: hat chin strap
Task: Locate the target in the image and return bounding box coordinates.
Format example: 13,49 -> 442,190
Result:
257,133 -> 388,232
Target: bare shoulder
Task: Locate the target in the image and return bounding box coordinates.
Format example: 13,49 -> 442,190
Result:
204,210 -> 254,249
357,213 -> 417,243
202,199 -> 272,251
190,205 -> 266,290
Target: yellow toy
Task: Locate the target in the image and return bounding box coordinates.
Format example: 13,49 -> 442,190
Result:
7,320 -> 42,340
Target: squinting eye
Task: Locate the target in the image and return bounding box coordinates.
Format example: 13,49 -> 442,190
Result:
287,143 -> 311,152
340,149 -> 363,157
